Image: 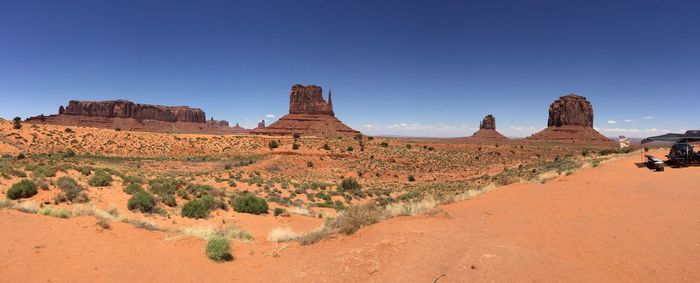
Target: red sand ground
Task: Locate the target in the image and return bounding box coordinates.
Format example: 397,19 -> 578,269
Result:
1,151 -> 699,282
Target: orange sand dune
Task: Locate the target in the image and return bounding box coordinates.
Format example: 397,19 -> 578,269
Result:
1,152 -> 699,282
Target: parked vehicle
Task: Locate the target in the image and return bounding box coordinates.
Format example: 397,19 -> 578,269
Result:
666,143 -> 700,167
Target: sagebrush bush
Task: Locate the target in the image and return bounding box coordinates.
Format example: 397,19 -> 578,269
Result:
206,236 -> 233,262
268,140 -> 279,149
127,191 -> 155,213
32,165 -> 56,178
181,198 -> 210,219
161,194 -> 177,207
56,176 -> 88,203
88,170 -> 113,187
274,207 -> 285,217
233,194 -> 268,215
7,179 -> 38,200
149,177 -> 185,196
123,183 -> 144,195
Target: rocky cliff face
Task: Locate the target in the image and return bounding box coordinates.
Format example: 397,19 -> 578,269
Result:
289,84 -> 334,116
480,114 -> 496,130
62,100 -> 206,123
547,94 -> 593,128
528,94 -> 610,142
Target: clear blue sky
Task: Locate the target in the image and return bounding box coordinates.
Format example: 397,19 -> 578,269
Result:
1,0 -> 698,137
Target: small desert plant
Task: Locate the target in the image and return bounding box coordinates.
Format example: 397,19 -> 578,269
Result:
307,161 -> 314,168
292,143 -> 300,150
293,133 -> 301,139
32,165 -> 56,178
38,207 -> 71,219
0,199 -> 13,209
233,194 -> 268,215
268,140 -> 279,150
334,204 -> 382,235
161,194 -> 177,207
408,175 -> 416,182
7,179 -> 38,200
127,191 -> 156,213
206,236 -> 233,262
267,227 -> 299,242
16,153 -> 25,160
182,198 -> 211,219
347,146 -> 354,152
123,183 -> 145,195
56,176 -> 88,203
273,207 -> 285,217
322,143 -> 331,150
12,117 -> 22,129
88,170 -> 113,187
380,141 -> 389,148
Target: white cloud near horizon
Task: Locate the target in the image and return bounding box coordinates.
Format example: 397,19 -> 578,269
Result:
624,119 -> 634,123
265,114 -> 275,118
607,120 -> 617,124
641,116 -> 655,120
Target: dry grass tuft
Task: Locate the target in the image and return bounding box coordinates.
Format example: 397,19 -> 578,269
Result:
38,207 -> 71,218
267,227 -> 299,243
384,197 -> 438,218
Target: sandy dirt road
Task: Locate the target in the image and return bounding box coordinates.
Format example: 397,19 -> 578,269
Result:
1,151 -> 699,282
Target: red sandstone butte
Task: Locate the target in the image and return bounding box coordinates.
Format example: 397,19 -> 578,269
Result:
528,94 -> 610,142
469,114 -> 508,141
254,84 -> 360,137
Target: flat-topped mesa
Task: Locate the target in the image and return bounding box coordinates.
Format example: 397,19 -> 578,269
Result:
480,114 -> 496,130
289,84 -> 334,116
547,94 -> 593,128
62,100 -> 206,123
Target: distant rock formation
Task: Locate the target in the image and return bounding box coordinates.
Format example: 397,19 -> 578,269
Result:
528,94 -> 609,142
289,84 -> 334,116
469,114 -> 507,141
257,120 -> 266,129
26,99 -> 250,134
254,84 -> 359,137
547,94 -> 593,127
207,117 -> 229,127
61,100 -> 206,123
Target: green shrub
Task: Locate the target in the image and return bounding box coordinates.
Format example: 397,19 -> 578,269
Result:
347,146 -> 354,152
274,207 -> 285,217
32,165 -> 56,178
38,207 -> 71,218
123,183 -> 145,195
408,175 -> 416,182
7,179 -> 37,199
161,194 -> 177,207
380,141 -> 389,148
12,117 -> 22,129
127,191 -> 155,213
149,177 -> 185,196
88,170 -> 113,187
292,143 -> 300,150
268,140 -> 279,150
233,194 -> 268,215
339,178 -> 361,192
16,153 -> 25,160
322,143 -> 331,150
56,176 -> 88,203
293,133 -> 301,139
181,198 -> 210,219
206,236 -> 232,262
307,161 -> 314,168
80,167 -> 92,176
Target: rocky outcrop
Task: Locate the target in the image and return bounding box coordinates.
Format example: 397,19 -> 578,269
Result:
547,94 -> 593,127
529,94 -> 609,142
26,99 -> 252,134
470,114 -> 507,141
257,120 -> 266,129
289,84 -> 334,116
479,115 -> 496,130
254,84 -> 359,137
61,100 -> 206,123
